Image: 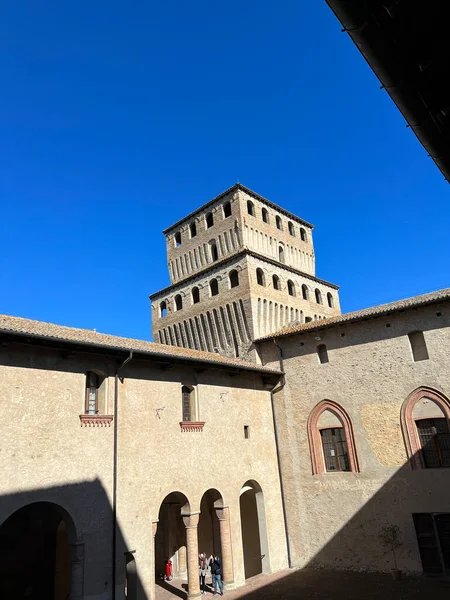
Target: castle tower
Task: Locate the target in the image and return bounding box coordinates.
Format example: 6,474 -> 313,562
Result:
150,184 -> 341,360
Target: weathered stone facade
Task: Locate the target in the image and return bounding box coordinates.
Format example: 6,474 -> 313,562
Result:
258,292 -> 450,575
0,317 -> 288,600
151,184 -> 341,359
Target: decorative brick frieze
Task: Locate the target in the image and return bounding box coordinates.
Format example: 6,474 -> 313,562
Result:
79,415 -> 113,427
179,421 -> 205,432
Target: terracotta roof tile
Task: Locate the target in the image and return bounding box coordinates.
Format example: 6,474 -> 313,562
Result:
255,288 -> 450,342
0,314 -> 280,375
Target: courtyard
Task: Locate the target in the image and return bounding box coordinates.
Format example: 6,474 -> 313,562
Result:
155,568 -> 450,600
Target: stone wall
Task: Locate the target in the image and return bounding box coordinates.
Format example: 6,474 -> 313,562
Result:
258,300 -> 450,574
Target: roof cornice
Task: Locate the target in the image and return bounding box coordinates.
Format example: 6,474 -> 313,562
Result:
149,248 -> 339,299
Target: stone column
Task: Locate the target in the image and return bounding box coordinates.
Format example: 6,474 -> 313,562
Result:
216,506 -> 234,585
69,542 -> 85,600
183,513 -> 201,599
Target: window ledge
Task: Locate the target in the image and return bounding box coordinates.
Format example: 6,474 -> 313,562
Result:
180,421 -> 205,432
79,414 -> 113,427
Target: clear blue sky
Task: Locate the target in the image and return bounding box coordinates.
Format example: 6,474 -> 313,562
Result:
1,1 -> 449,341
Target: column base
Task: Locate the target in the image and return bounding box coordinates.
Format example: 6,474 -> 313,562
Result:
188,592 -> 202,599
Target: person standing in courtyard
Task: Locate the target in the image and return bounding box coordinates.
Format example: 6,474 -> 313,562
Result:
199,552 -> 208,595
210,554 -> 223,596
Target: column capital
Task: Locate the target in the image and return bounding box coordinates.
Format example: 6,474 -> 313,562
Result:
215,505 -> 230,521
183,512 -> 200,529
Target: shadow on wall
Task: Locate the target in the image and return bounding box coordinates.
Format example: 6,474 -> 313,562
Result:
0,479 -> 148,600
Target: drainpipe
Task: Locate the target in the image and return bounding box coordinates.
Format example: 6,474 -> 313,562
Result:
113,351 -> 134,600
269,339 -> 293,569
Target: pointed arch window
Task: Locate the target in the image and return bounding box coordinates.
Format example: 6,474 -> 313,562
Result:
272,274 -> 280,291
302,284 -> 309,300
287,280 -> 295,296
262,208 -> 269,224
401,387 -> 450,470
307,400 -> 360,474
256,268 -> 265,286
229,270 -> 239,288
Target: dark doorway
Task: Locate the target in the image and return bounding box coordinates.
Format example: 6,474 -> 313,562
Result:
413,512 -> 450,576
198,489 -> 223,558
0,502 -> 75,600
239,480 -> 270,579
155,492 -> 189,581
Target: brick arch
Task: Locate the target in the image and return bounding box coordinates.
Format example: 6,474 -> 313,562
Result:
307,400 -> 360,475
401,386 -> 450,470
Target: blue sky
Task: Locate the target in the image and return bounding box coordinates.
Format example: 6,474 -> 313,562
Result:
1,1 -> 449,341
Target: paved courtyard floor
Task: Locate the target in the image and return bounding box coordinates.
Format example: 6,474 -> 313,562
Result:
155,568 -> 450,600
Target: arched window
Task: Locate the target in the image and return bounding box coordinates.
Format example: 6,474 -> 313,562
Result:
401,387 -> 450,470
247,200 -> 255,216
408,331 -> 429,362
302,284 -> 309,300
189,222 -> 197,238
206,212 -> 214,228
262,208 -> 269,224
223,201 -> 232,218
181,385 -> 196,422
288,222 -> 295,236
229,270 -> 239,288
307,400 -> 360,474
192,287 -> 200,304
256,268 -> 265,286
272,274 -> 280,291
160,301 -> 167,317
174,232 -> 182,247
287,280 -> 295,296
327,292 -> 334,308
175,294 -> 183,311
209,240 -> 218,262
317,344 -> 329,364
276,216 -> 283,231
305,316 -> 312,323
300,227 -> 307,241
315,289 -> 322,304
278,245 -> 285,263
210,279 -> 219,296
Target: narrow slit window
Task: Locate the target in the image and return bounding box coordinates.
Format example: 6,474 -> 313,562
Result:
182,385 -> 195,422
276,216 -> 283,231
160,301 -> 167,318
315,289 -> 323,304
223,201 -> 232,218
174,294 -> 183,311
247,201 -> 255,216
302,284 -> 309,300
174,232 -> 182,247
300,228 -> 307,241
190,222 -> 197,238
85,372 -> 99,415
287,280 -> 295,296
256,268 -> 265,286
278,245 -> 285,263
327,292 -> 334,308
209,240 -> 218,262
229,270 -> 239,288
262,208 -> 269,224
288,222 -> 295,236
272,274 -> 280,290
192,287 -> 200,304
210,279 -> 219,296
244,425 -> 250,439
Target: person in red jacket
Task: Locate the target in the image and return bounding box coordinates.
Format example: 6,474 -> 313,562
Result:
164,559 -> 173,581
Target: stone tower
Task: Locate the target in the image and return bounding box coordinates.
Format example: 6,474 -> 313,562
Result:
150,184 -> 341,360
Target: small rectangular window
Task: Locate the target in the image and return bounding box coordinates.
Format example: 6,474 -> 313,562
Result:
85,372 -> 99,415
244,425 -> 250,439
408,331 -> 429,362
